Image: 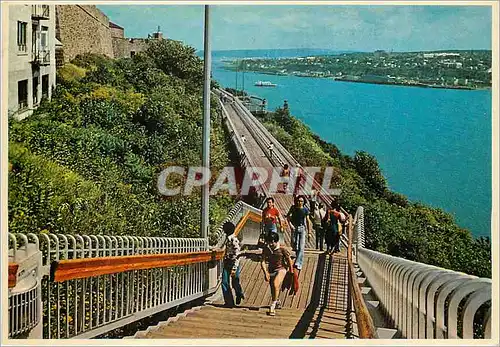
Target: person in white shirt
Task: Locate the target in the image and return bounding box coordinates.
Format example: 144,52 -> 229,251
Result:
241,134 -> 246,144
309,187 -> 318,214
268,143 -> 274,159
313,203 -> 326,251
222,222 -> 244,307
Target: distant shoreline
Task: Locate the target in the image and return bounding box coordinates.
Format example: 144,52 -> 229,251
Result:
223,67 -> 491,91
332,77 -> 491,91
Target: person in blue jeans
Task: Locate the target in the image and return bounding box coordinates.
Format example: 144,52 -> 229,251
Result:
222,222 -> 244,307
286,195 -> 312,271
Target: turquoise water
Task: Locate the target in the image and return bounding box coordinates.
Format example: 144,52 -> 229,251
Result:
211,50 -> 492,238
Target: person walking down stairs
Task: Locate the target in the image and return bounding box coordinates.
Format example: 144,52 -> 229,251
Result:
323,202 -> 346,255
262,197 -> 283,236
313,203 -> 326,251
280,164 -> 291,193
286,196 -> 312,271
260,232 -> 294,316
222,222 -> 245,307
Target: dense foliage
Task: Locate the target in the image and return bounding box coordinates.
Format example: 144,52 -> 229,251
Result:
9,40 -> 234,243
257,106 -> 491,278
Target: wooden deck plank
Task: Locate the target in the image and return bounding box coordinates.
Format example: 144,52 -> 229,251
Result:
289,255 -> 310,309
239,260 -> 263,305
304,253 -> 319,309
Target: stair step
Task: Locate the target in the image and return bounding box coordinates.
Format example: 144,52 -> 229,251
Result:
366,300 -> 380,309
149,322 -> 293,339
148,329 -> 265,339
166,318 -> 296,334
174,312 -> 301,328
361,287 -> 371,295
204,305 -> 304,318
376,327 -> 398,339
357,277 -> 366,284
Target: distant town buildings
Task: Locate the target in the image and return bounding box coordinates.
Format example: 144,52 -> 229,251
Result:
423,52 -> 461,58
8,5 -> 57,119
234,50 -> 491,89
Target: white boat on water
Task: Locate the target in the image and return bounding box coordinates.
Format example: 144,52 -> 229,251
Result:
255,81 -> 277,87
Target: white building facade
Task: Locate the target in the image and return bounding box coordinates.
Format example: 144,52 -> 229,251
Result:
8,4 -> 56,119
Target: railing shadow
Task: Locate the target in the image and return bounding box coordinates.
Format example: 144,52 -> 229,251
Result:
289,253 -> 328,338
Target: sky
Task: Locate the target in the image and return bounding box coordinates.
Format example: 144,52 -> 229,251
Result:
97,5 -> 492,52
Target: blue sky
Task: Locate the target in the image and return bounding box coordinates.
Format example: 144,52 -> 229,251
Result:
97,5 -> 492,51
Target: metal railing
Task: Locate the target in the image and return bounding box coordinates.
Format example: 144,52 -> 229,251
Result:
32,5 -> 50,19
353,207 -> 492,339
8,234 -> 42,338
217,91 -> 270,202
9,233 -> 210,339
32,49 -> 50,65
8,198 -> 262,339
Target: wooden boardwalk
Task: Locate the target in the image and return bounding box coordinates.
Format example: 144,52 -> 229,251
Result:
137,250 -> 350,339
225,102 -> 317,249
134,98 -> 350,339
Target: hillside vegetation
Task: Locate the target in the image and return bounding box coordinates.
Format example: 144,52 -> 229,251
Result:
8,40 -> 234,243
257,107 -> 491,278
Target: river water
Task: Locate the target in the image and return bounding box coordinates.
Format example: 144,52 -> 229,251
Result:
210,49 -> 492,238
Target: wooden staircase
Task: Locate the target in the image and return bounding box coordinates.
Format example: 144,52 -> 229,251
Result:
126,252 -> 354,339
130,305 -> 305,339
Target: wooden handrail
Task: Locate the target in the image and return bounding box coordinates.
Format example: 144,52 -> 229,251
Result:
235,211 -> 261,237
51,250 -> 225,282
8,263 -> 19,288
347,214 -> 378,338
51,209 -> 262,283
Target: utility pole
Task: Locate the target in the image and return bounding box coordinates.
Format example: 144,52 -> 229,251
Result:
201,5 -> 211,240
242,60 -> 245,93
235,64 -> 238,91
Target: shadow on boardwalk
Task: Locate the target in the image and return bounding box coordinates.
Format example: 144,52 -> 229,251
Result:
290,253 -> 351,339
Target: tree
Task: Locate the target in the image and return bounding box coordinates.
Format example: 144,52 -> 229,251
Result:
354,151 -> 387,197
147,40 -> 203,88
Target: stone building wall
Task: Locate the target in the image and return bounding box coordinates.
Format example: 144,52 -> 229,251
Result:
55,5 -> 113,63
113,38 -> 151,59
109,23 -> 124,39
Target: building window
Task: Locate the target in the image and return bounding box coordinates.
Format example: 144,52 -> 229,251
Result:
18,80 -> 28,110
32,23 -> 37,53
41,26 -> 48,48
42,75 -> 49,99
130,51 -> 136,58
17,21 -> 27,52
33,77 -> 39,105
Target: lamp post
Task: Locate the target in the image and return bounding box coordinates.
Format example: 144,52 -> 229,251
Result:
201,5 -> 211,240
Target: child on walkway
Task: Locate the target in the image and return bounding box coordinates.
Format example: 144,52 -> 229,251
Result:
222,222 -> 244,307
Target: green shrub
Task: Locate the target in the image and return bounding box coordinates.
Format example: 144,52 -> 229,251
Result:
57,63 -> 87,84
9,48 -> 233,243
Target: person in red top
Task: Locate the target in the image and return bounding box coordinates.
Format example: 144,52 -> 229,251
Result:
262,197 -> 283,236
